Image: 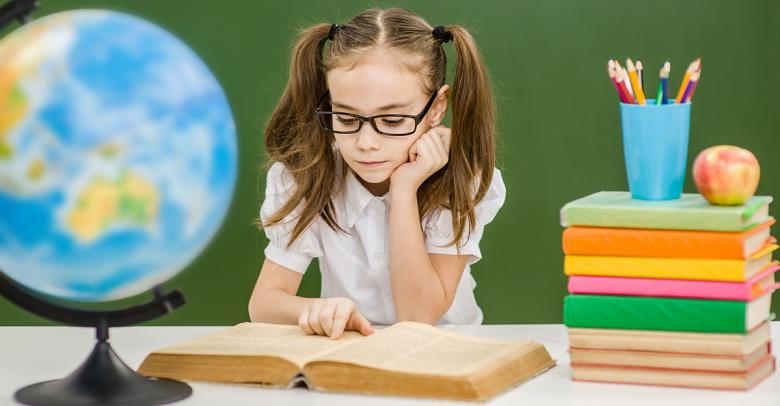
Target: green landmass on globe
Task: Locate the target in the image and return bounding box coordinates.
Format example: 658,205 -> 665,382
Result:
67,170 -> 158,243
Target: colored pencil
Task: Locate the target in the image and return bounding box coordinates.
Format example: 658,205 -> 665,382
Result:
681,70 -> 700,103
607,58 -> 700,106
657,60 -> 670,105
686,62 -> 702,102
607,60 -> 629,103
636,60 -> 644,93
626,58 -> 646,105
675,58 -> 701,103
615,60 -> 634,97
615,64 -> 636,104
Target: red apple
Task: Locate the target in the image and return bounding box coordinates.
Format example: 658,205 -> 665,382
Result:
692,145 -> 760,205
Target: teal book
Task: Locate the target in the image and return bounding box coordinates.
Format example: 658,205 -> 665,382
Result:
563,294 -> 772,333
560,191 -> 772,231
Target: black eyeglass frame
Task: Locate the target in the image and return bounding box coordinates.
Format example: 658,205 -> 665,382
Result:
314,89 -> 440,136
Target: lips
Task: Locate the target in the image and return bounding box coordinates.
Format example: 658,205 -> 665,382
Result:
357,160 -> 387,168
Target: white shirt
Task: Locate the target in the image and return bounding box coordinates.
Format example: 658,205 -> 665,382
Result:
260,161 -> 506,325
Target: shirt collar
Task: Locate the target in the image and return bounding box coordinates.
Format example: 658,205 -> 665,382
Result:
343,169 -> 389,227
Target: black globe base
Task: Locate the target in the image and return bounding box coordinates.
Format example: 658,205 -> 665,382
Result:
0,271 -> 193,406
15,341 -> 191,406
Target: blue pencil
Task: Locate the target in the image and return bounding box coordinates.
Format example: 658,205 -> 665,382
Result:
656,61 -> 670,105
660,61 -> 670,104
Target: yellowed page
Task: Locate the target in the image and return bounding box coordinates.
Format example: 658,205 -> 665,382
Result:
153,322 -> 363,367
314,322 -> 537,376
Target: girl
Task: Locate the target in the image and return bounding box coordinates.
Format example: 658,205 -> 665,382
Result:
249,8 -> 505,339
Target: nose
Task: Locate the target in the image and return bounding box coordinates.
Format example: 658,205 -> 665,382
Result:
354,121 -> 381,151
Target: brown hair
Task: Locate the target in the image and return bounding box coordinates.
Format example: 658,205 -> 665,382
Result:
262,8 -> 496,248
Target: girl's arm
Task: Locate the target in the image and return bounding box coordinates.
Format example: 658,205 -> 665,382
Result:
389,126 -> 467,323
249,259 -> 373,338
248,259 -> 311,324
389,188 -> 471,323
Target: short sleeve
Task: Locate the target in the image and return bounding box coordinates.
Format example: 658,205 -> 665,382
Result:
259,162 -> 323,273
423,168 -> 506,266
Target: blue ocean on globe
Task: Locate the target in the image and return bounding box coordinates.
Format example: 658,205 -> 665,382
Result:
0,10 -> 237,301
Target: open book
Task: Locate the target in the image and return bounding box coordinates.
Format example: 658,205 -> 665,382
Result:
138,322 -> 555,401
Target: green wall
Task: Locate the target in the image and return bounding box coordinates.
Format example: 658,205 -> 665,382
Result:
2,0 -> 779,325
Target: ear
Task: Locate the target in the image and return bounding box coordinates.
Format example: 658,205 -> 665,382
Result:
429,84 -> 450,126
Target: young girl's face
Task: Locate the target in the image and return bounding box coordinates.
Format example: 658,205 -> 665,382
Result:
326,49 -> 448,191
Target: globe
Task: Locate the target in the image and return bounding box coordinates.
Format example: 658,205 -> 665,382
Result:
0,10 -> 237,302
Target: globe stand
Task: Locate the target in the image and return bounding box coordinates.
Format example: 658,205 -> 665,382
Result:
0,0 -> 38,31
0,271 -> 193,406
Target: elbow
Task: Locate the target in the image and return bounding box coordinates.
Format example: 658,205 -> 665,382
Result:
395,298 -> 451,325
247,299 -> 259,323
247,291 -> 269,323
396,312 -> 440,325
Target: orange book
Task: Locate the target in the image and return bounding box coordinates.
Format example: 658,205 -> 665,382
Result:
562,218 -> 775,259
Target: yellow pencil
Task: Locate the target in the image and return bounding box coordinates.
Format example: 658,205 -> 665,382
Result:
626,58 -> 646,105
675,58 -> 701,103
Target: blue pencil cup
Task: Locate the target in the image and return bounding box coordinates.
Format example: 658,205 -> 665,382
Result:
619,100 -> 691,200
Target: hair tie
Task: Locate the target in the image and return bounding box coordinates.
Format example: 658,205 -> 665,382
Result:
432,26 -> 452,43
328,24 -> 340,41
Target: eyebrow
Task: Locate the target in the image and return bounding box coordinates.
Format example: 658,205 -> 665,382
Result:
330,100 -> 413,112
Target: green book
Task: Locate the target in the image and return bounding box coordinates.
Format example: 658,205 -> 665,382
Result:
560,191 -> 773,231
563,294 -> 772,333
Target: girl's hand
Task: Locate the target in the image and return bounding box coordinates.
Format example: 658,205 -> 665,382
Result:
298,297 -> 374,339
390,126 -> 452,192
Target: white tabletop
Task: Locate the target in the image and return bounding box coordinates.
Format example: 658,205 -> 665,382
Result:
1,323 -> 779,405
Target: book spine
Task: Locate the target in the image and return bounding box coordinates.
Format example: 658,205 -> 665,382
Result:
562,227 -> 746,258
567,275 -> 753,300
563,294 -> 748,333
561,206 -> 744,231
564,255 -> 746,281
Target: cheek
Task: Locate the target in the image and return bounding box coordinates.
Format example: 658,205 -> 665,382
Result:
334,136 -> 353,153
388,136 -> 420,161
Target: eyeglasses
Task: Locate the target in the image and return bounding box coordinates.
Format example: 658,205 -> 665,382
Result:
315,90 -> 439,136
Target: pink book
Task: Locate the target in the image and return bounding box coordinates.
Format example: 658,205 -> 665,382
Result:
567,263 -> 780,301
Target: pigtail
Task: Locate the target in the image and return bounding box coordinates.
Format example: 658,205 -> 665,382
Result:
261,23 -> 341,246
442,25 -> 496,247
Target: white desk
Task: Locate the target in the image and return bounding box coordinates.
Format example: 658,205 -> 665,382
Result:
1,323 -> 778,405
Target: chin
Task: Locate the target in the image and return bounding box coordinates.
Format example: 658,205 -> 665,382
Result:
353,169 -> 391,184
348,162 -> 394,184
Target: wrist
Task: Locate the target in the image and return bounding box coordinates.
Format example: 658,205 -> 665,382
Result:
390,182 -> 418,199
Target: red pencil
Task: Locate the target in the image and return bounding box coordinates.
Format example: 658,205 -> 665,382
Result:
615,63 -> 636,104
608,60 -> 629,103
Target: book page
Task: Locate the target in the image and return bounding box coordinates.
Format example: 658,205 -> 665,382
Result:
154,323 -> 363,367
314,322 -> 534,376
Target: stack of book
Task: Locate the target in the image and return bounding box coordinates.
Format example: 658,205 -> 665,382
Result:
560,191 -> 778,390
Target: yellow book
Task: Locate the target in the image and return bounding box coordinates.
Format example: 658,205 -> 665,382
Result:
138,322 -> 555,401
564,244 -> 777,282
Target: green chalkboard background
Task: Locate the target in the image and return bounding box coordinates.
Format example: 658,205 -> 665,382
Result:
2,0 -> 778,325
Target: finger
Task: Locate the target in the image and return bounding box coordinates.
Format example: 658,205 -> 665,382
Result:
298,304 -> 314,335
409,141 -> 418,163
420,135 -> 440,165
319,302 -> 336,337
414,137 -> 431,163
330,302 -> 352,340
429,130 -> 447,164
308,301 -> 326,336
435,127 -> 452,162
349,310 -> 374,336
440,129 -> 452,152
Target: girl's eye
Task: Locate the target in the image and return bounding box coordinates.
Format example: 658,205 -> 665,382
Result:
336,115 -> 357,125
381,118 -> 404,127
